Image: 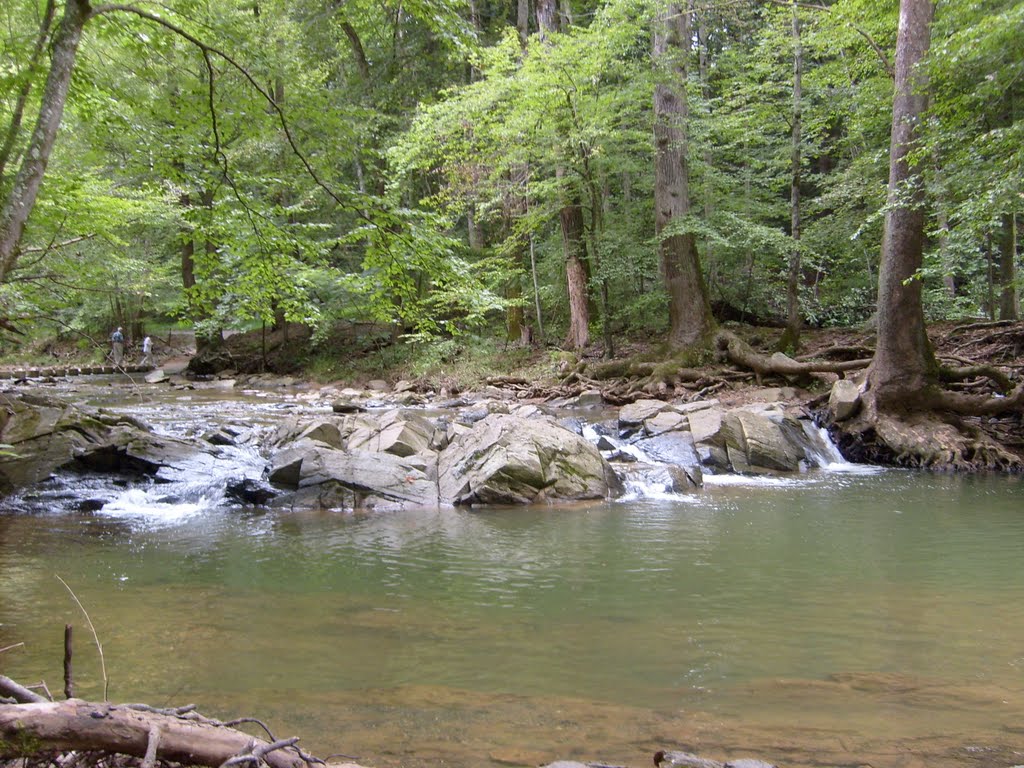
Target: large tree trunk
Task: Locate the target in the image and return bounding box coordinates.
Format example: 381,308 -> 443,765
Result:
517,0 -> 530,44
864,0 -> 937,407
538,0 -> 590,350
559,183 -> 590,350
0,0 -> 90,283
0,0 -> 56,185
998,213 -> 1019,320
652,1 -> 714,348
536,0 -> 558,40
780,0 -> 803,352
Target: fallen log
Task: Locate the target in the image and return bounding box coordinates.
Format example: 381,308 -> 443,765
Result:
0,699 -> 366,768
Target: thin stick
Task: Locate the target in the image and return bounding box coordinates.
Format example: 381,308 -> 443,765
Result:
0,642 -> 25,654
63,624 -> 74,699
56,575 -> 108,701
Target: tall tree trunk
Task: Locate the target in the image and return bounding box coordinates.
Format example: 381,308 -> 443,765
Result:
865,0 -> 937,405
537,0 -> 558,40
781,0 -> 803,351
0,0 -> 90,283
653,2 -> 714,348
517,0 -> 530,44
538,0 -> 590,349
998,213 -> 1019,320
937,203 -> 956,298
558,169 -> 590,350
0,0 -> 56,185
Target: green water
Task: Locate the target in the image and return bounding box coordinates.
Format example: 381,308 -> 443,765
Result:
2,468 -> 1023,767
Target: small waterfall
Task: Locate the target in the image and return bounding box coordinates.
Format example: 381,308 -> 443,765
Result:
798,421 -> 881,474
584,424 -> 701,499
799,421 -> 850,468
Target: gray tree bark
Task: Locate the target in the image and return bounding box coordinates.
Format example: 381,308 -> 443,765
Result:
998,213 -> 1019,320
866,0 -> 937,405
0,0 -> 90,283
653,1 -> 714,348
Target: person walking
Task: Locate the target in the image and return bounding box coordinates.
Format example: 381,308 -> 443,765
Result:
110,327 -> 125,366
141,335 -> 153,367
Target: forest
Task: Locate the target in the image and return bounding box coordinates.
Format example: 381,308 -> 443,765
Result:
1,0 -> 1022,466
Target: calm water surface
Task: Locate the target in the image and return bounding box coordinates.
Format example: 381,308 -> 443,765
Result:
1,380 -> 1023,767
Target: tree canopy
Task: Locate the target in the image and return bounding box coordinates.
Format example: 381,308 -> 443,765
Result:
0,0 -> 1020,354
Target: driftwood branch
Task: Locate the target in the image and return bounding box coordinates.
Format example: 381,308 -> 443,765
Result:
0,699 -> 356,768
0,675 -> 48,704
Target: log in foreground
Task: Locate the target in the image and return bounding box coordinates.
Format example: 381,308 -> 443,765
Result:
0,699 -> 368,768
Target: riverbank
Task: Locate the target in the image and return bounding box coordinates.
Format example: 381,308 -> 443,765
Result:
2,319 -> 1021,471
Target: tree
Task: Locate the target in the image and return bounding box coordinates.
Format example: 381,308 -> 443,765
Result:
841,0 -> 1024,471
652,0 -> 714,348
0,0 -> 90,284
863,0 -> 937,407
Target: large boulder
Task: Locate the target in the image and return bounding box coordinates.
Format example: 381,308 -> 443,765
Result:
345,409 -> 435,457
438,413 -> 622,505
618,399 -> 670,431
828,378 -> 862,421
268,438 -> 438,510
720,409 -> 806,473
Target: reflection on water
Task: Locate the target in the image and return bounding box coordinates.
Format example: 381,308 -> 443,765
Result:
3,473 -> 1024,767
1,378 -> 1024,767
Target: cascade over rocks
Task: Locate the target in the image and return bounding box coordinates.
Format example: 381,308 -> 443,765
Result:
0,390 -> 217,494
1,384 -> 847,509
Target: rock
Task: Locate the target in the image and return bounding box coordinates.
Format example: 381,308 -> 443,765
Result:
345,409 -> 435,457
269,440 -> 438,509
366,379 -> 390,392
144,370 -> 168,384
225,478 -> 278,505
573,389 -> 604,407
331,399 -> 365,414
829,378 -> 862,421
438,413 -> 622,506
297,420 -> 345,449
0,391 -> 215,492
394,379 -> 415,392
630,464 -> 702,492
619,398 -> 670,429
644,408 -> 688,435
721,410 -> 805,472
634,430 -> 701,468
654,751 -> 723,768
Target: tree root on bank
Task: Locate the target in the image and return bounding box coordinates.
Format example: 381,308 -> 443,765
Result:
0,699 -> 367,768
714,330 -> 870,383
939,362 -> 1013,393
831,391 -> 1024,472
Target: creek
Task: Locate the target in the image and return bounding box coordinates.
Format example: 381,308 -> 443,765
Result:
1,375 -> 1023,768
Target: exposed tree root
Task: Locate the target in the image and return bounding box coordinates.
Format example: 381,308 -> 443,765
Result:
715,330 -> 869,382
938,362 -> 1013,393
831,389 -> 1024,472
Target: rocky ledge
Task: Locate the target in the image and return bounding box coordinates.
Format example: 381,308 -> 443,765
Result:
0,386 -> 842,510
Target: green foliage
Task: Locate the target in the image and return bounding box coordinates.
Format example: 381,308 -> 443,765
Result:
2,0 -> 1021,363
